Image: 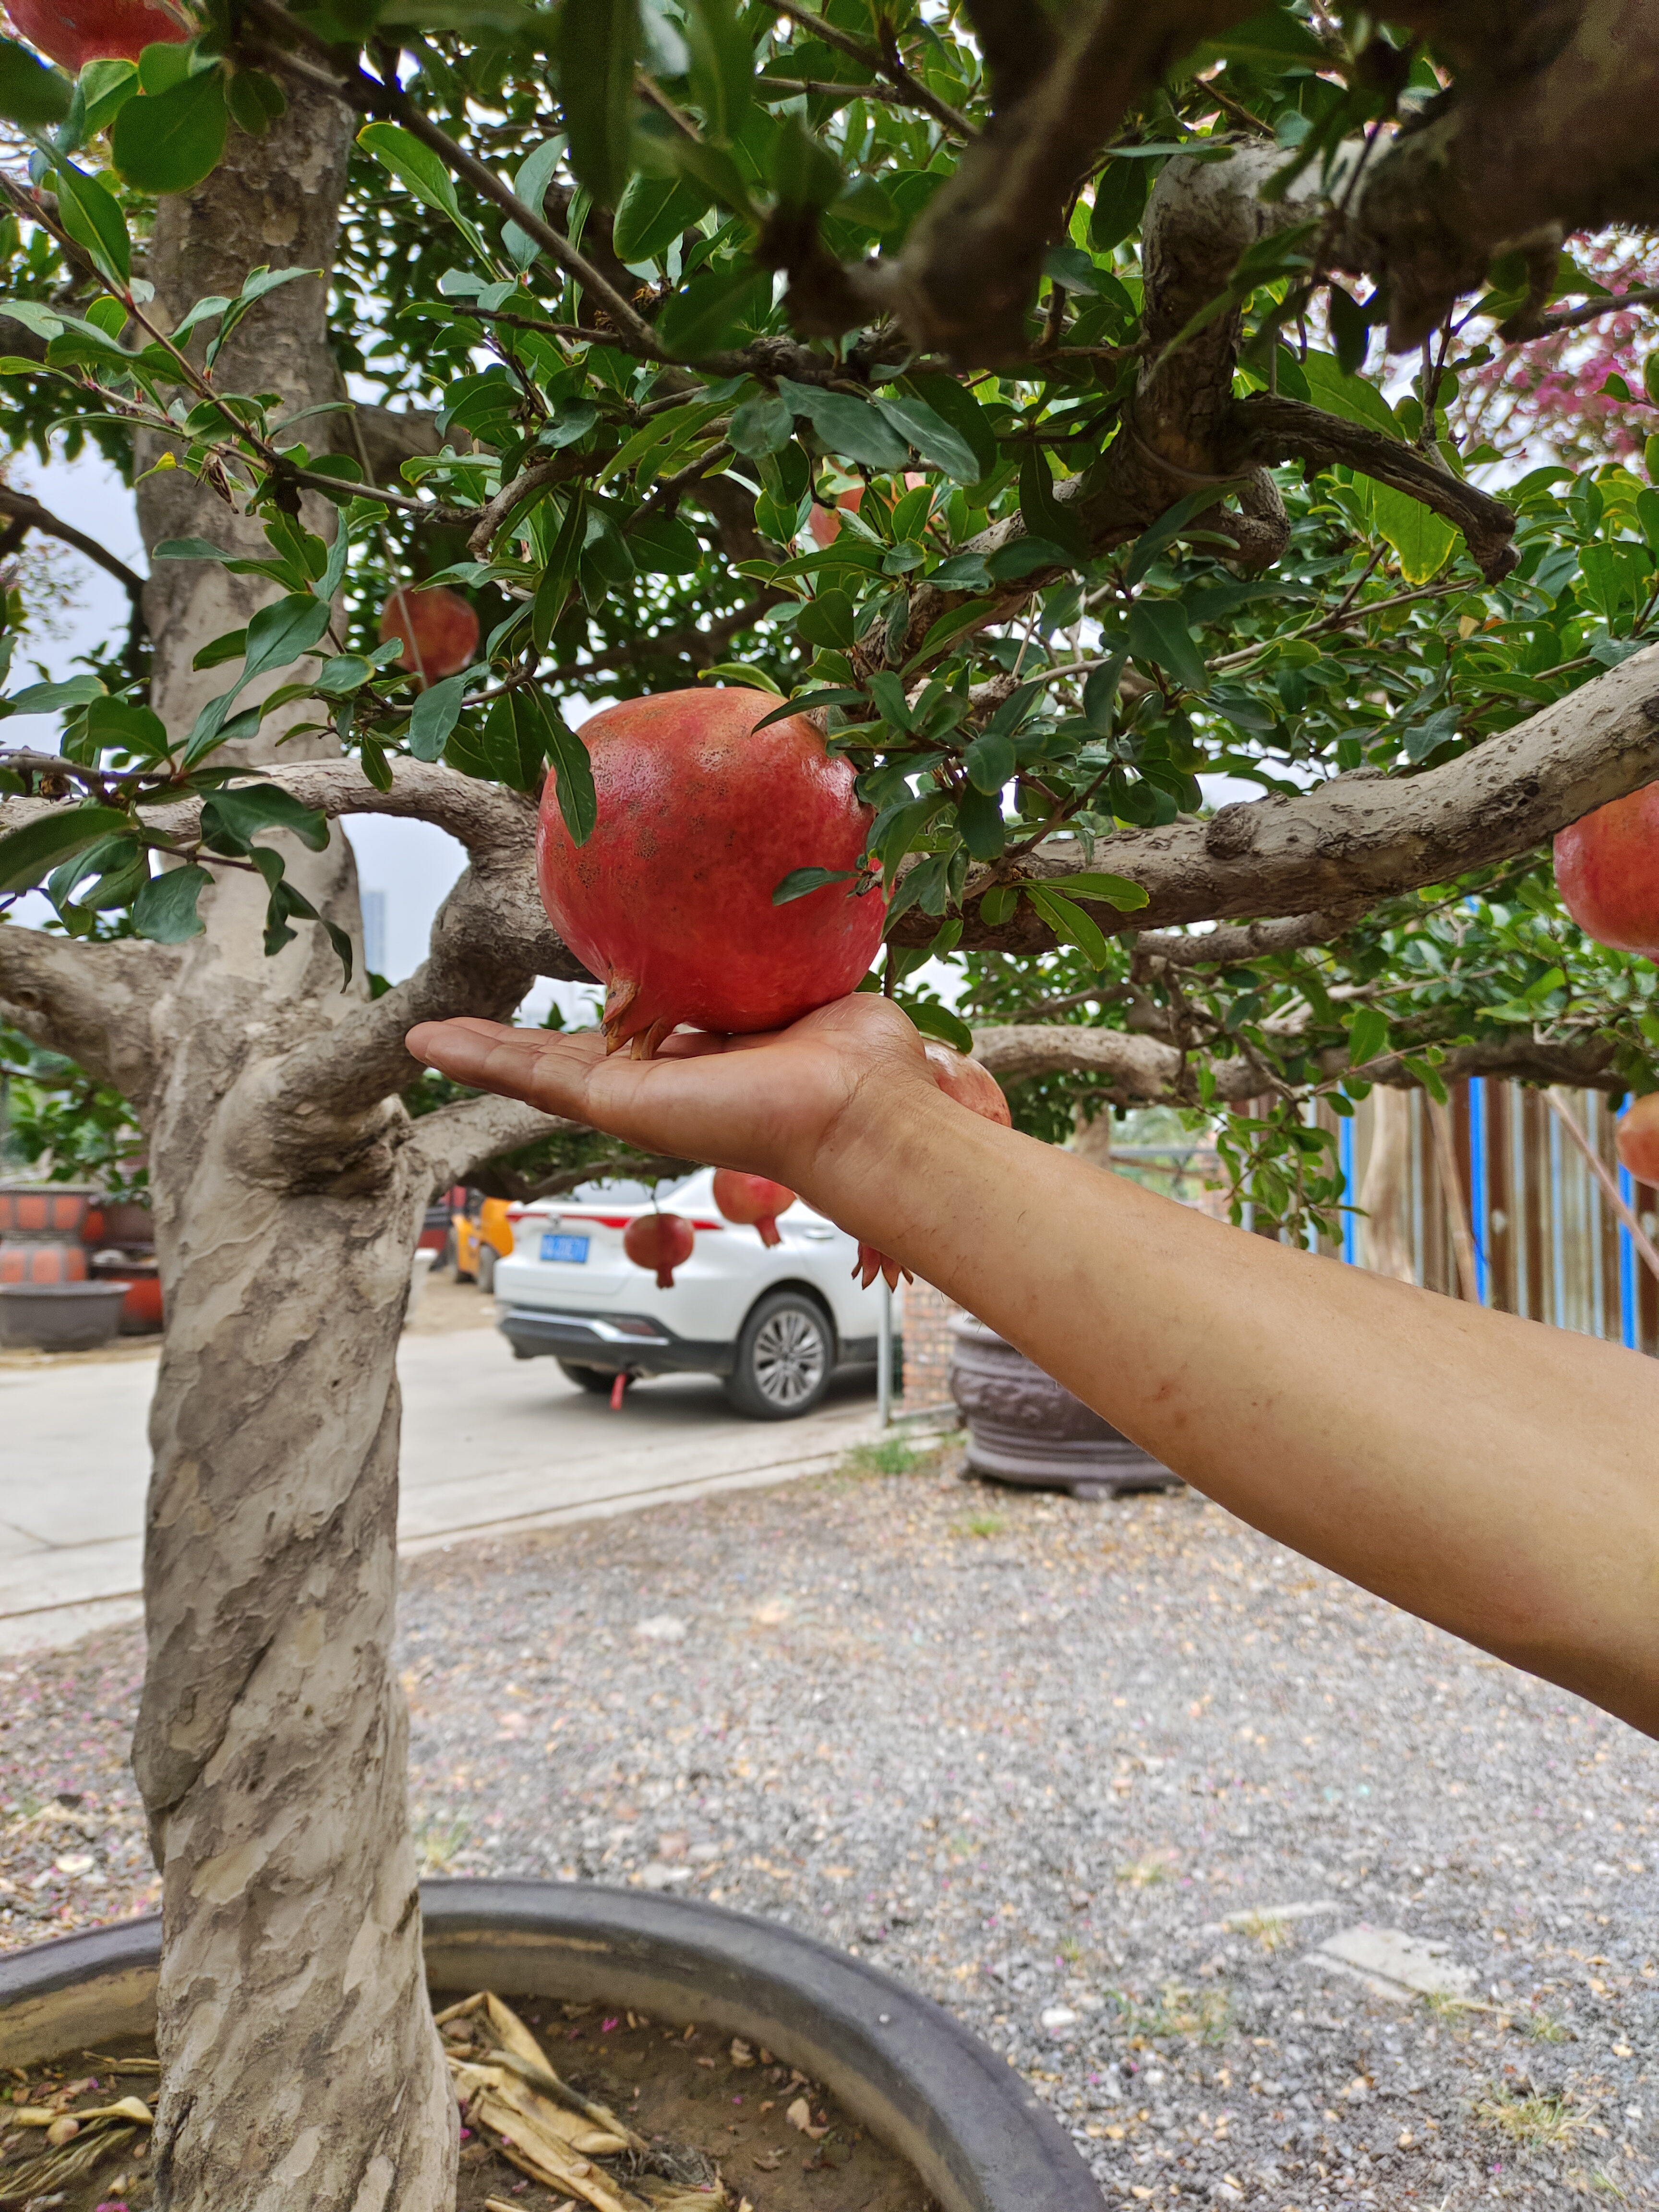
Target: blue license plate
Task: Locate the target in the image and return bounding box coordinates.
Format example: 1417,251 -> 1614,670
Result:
541,1233 -> 589,1264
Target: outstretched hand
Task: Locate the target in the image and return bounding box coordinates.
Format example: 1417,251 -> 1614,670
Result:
406,992 -> 936,1201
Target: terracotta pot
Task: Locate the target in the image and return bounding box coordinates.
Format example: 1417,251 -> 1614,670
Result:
82,1198 -> 155,1250
90,1254 -> 164,1333
948,1314 -> 1180,1501
0,1181 -> 99,1287
0,1281 -> 127,1351
0,1882 -> 1099,2212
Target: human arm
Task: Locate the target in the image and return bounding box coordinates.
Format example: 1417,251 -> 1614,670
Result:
408,996 -> 1659,1739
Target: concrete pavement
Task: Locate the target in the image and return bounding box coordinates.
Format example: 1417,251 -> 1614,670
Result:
0,1306 -> 894,1654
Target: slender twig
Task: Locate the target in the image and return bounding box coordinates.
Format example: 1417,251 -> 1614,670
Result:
771,0 -> 976,139
0,487 -> 145,604
1531,286 -> 1659,339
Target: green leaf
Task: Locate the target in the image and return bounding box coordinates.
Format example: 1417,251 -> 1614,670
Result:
1088,157 -> 1150,254
200,782 -> 329,854
1126,599 -> 1209,693
777,376 -> 910,471
532,490 -> 588,648
192,627 -> 246,670
769,114 -> 839,210
657,265 -> 772,358
1370,482 -> 1458,584
685,0 -> 751,143
612,171 -> 710,262
1025,884 -> 1111,969
357,122 -> 491,264
795,587 -> 856,649
904,373 -> 999,481
874,394 -> 980,484
963,728 -> 1014,793
133,863 -> 212,942
1053,869 -> 1148,912
1346,1005 -> 1388,1067
627,510 -> 703,573
978,883 -> 1018,926
408,669 -> 472,761
1194,8 -> 1327,68
1123,482 -> 1241,588
1018,445 -> 1088,561
5,674 -> 106,714
772,865 -> 854,905
154,535 -> 235,562
539,692 -> 597,843
728,386 -> 793,457
0,805 -> 132,895
111,63 -> 227,194
1298,350 -> 1403,441
49,159 -> 129,283
0,35 -> 70,126
905,597 -> 996,670
80,56 -> 138,134
559,0 -> 638,209
241,592 -> 333,685
904,999 -> 974,1054
956,782 -> 1006,860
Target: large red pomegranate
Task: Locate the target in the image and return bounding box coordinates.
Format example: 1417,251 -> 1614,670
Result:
855,1035 -> 1010,1290
538,687 -> 885,1055
1553,784 -> 1659,957
377,585 -> 479,687
712,1169 -> 796,1247
623,1211 -> 694,1288
1616,1093 -> 1659,1185
3,0 -> 186,68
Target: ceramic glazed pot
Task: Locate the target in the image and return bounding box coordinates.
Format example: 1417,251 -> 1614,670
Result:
0,1881 -> 1100,2212
948,1313 -> 1180,1501
0,1182 -> 99,1285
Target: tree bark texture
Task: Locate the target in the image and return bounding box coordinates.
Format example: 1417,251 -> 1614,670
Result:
122,87 -> 458,2212
1359,1087 -> 1417,1284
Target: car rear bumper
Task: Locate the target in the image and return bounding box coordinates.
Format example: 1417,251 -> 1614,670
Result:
497,1307 -> 897,1379
498,1305 -> 736,1375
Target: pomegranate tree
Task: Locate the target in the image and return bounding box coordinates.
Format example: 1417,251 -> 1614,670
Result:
712,1168 -> 796,1246
377,585 -> 480,686
1553,784 -> 1659,957
3,0 -> 185,69
537,686 -> 884,1056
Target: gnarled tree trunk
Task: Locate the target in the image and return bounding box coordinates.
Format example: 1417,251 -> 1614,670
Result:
125,87 -> 459,2212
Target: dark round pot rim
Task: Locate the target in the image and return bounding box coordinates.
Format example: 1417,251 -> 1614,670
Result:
0,1878 -> 1096,2212
0,1282 -> 128,1299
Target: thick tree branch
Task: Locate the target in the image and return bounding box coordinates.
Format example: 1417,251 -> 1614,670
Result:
896,645 -> 1659,949
1226,392 -> 1518,583
770,0 -> 975,139
845,1 -> 1261,362
410,1092 -> 587,1188
972,1019 -> 1623,1103
0,922 -> 176,1095
1356,0 -> 1659,347
137,757 -> 540,857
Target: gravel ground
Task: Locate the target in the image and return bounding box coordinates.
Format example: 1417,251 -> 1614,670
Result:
3,1443 -> 1657,2211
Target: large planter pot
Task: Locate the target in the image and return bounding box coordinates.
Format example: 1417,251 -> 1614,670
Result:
0,1180 -> 100,1286
949,1313 -> 1179,1501
0,1280 -> 128,1351
0,1882 -> 1097,2212
83,1197 -> 155,1251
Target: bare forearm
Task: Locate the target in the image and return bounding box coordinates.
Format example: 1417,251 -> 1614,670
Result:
817,1095 -> 1659,1737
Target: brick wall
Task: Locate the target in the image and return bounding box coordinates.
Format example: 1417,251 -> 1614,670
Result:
900,1277 -> 962,1410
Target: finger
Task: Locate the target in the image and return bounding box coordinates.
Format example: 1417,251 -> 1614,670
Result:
406,1021 -> 603,1108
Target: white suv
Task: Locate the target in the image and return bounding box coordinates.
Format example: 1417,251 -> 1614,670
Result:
493,1167 -> 902,1420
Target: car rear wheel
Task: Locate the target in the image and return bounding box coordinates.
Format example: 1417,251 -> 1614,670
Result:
558,1360 -> 618,1394
725,1291 -> 832,1420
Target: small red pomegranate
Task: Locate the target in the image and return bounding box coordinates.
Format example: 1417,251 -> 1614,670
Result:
1553,784 -> 1659,957
538,687 -> 885,1056
1616,1093 -> 1659,1185
712,1169 -> 796,1246
623,1211 -> 694,1288
377,585 -> 480,687
855,1034 -> 1009,1290
3,0 -> 186,69
807,474 -> 925,548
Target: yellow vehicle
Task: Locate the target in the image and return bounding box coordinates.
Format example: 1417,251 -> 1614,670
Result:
453,1195 -> 516,1290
